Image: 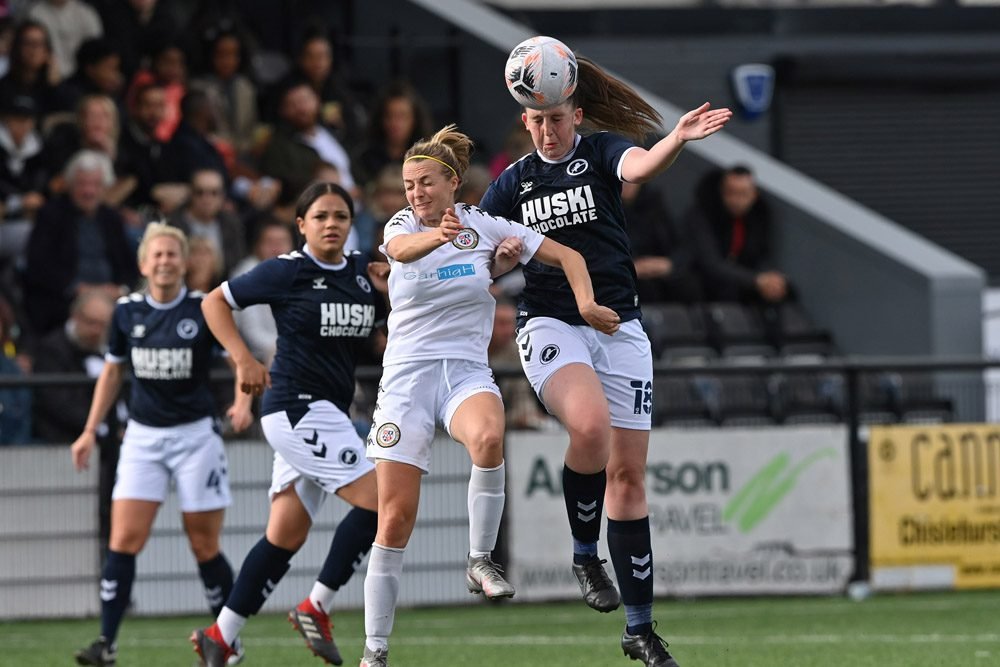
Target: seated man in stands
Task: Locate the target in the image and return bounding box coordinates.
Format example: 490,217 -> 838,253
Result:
687,165 -> 789,304
623,180 -> 702,304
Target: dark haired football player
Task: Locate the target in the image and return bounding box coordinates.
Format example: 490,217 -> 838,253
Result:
192,182 -> 385,667
480,53 -> 731,667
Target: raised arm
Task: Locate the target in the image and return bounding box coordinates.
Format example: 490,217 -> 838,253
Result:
202,287 -> 270,396
384,208 -> 463,263
70,361 -> 124,471
532,238 -> 620,335
621,103 -> 733,183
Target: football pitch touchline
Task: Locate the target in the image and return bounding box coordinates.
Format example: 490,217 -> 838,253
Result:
5,633 -> 1000,648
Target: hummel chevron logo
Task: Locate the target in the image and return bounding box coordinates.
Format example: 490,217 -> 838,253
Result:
577,500 -> 597,522
99,579 -> 118,602
304,430 -> 327,458
631,553 -> 651,580
204,585 -> 224,607
519,337 -> 532,362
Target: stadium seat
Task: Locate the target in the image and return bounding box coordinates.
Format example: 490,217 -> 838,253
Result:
701,302 -> 776,359
701,373 -> 779,425
652,375 -> 716,426
641,303 -> 716,363
768,301 -> 837,358
770,372 -> 844,424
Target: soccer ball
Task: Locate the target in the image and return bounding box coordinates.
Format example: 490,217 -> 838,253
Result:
504,36 -> 578,110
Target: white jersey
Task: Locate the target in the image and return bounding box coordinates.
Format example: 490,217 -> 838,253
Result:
380,203 -> 545,366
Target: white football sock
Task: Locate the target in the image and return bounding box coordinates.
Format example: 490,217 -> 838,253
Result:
364,543 -> 405,652
468,461 -> 506,557
216,606 -> 247,646
309,581 -> 336,614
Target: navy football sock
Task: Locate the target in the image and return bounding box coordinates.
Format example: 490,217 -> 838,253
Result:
607,517 -> 654,634
225,537 -> 295,617
562,465 -> 606,564
318,507 -> 378,591
197,552 -> 234,617
99,550 -> 136,643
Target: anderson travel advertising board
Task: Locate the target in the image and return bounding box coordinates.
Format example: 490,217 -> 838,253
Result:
506,426 -> 854,598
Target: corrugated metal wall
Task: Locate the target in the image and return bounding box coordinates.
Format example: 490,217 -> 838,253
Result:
775,58 -> 1000,282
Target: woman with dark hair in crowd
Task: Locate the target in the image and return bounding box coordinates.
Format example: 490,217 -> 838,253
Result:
351,80 -> 433,187
190,27 -> 258,158
0,20 -> 70,118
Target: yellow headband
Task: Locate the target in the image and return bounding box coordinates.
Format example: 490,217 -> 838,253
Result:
404,154 -> 458,178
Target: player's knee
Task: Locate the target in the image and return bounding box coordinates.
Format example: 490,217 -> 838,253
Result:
565,413 -> 611,449
464,428 -> 504,468
378,504 -> 417,548
607,466 -> 646,505
188,534 -> 221,562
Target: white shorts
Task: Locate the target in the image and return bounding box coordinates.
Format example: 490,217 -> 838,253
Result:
261,400 -> 374,521
516,317 -> 653,430
112,417 -> 231,513
367,359 -> 502,473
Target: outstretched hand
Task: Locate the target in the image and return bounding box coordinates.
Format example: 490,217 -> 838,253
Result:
674,103 -> 733,142
579,301 -> 621,336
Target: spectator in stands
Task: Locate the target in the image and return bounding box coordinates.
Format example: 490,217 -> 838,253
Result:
185,235 -> 223,293
95,0 -> 177,82
0,17 -> 14,79
46,95 -> 127,204
624,180 -> 703,304
0,94 -> 48,262
0,20 -> 70,118
352,163 -> 406,260
488,119 -> 533,178
352,80 -> 432,187
228,218 -> 293,366
259,79 -> 356,202
688,165 -> 789,304
0,294 -> 32,445
26,0 -> 103,80
168,168 -> 245,277
283,26 -> 365,150
63,37 -> 124,109
163,89 -> 228,183
488,299 -> 550,430
23,150 -> 138,340
190,27 -> 258,158
115,81 -> 187,241
458,163 -> 492,207
127,40 -> 187,142
32,289 -> 120,546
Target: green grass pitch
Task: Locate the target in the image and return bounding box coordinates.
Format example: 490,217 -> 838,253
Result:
3,590 -> 999,666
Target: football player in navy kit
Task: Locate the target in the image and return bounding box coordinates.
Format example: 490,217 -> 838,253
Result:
71,223 -> 253,667
192,182 -> 385,667
480,54 -> 731,667
359,125 -> 618,667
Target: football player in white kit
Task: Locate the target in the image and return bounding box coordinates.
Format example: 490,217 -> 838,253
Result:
71,224 -> 253,666
359,124 -> 619,667
481,54 -> 731,667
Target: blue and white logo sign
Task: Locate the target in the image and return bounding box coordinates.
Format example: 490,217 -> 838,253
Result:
730,63 -> 774,120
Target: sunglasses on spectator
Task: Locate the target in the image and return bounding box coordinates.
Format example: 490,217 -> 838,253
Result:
193,187 -> 223,196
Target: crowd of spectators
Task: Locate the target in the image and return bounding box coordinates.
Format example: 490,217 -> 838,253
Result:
0,1 -> 791,444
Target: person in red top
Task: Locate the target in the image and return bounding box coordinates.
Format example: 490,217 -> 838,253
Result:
688,165 -> 789,303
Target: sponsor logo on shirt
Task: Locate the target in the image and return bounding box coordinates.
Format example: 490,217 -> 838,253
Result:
319,302 -> 375,337
520,184 -> 598,234
130,347 -> 193,380
402,264 -> 476,281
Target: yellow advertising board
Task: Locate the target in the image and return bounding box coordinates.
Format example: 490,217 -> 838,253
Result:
869,424 -> 1000,590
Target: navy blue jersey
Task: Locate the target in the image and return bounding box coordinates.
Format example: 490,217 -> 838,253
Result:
223,248 -> 378,418
107,288 -> 220,427
479,132 -> 642,326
